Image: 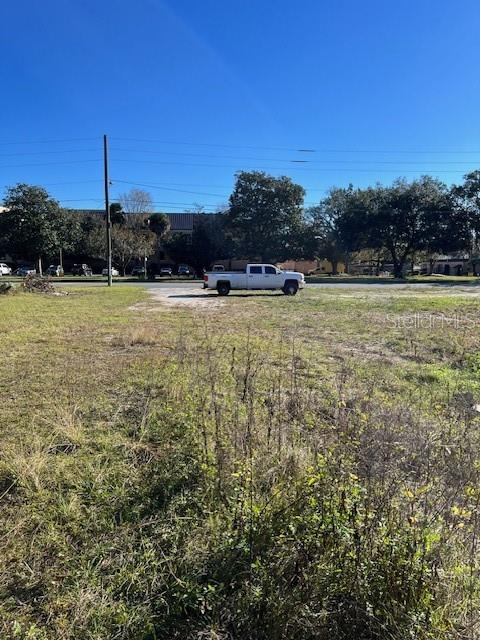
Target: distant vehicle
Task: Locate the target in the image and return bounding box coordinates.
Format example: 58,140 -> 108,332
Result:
15,266 -> 36,277
177,264 -> 191,276
212,264 -> 225,272
46,264 -> 64,277
102,267 -> 119,276
203,264 -> 305,296
160,266 -> 173,276
71,263 -> 93,276
131,265 -> 146,277
0,263 -> 12,276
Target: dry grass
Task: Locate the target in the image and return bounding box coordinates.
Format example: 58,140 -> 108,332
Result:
1,285 -> 480,639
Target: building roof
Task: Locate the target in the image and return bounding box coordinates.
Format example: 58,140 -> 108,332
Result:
67,209 -> 194,231
167,212 -> 194,231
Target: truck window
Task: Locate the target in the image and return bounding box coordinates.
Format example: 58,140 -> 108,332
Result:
249,266 -> 262,274
264,266 -> 277,274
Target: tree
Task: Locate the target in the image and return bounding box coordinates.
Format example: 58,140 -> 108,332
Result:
163,214 -> 232,274
119,188 -> 154,226
452,170 -> 480,252
363,177 -> 466,278
110,202 -> 125,226
307,186 -> 360,274
226,171 -> 306,262
147,212 -> 170,237
115,227 -> 156,275
86,225 -> 156,275
0,184 -> 74,274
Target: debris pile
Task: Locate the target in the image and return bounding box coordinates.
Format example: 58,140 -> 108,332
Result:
0,282 -> 12,295
22,274 -> 56,293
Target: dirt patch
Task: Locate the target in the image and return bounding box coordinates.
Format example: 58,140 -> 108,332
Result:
130,287 -> 225,311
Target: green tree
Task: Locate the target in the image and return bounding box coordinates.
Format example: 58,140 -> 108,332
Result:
362,177 -> 464,278
110,202 -> 125,226
147,212 -> 170,237
307,186 -> 360,274
0,184 -> 74,274
86,225 -> 156,275
163,214 -> 231,274
452,170 -> 480,249
226,171 -> 305,262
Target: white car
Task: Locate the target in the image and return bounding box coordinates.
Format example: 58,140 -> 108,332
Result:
203,263 -> 305,295
102,267 -> 120,276
0,263 -> 12,276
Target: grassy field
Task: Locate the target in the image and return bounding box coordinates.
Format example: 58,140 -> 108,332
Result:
1,284 -> 480,639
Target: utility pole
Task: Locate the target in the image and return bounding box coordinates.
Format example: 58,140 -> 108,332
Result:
104,134 -> 112,286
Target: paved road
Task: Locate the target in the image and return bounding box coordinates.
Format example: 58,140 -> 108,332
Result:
55,280 -> 475,291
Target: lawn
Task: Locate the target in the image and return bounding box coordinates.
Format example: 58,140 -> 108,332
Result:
1,284 -> 480,639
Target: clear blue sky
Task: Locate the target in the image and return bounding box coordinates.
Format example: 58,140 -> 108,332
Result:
1,0 -> 480,212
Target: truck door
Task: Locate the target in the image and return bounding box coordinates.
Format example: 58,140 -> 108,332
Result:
247,265 -> 263,289
263,265 -> 283,288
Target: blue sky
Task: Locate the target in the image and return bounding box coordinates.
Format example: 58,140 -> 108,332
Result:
1,0 -> 480,212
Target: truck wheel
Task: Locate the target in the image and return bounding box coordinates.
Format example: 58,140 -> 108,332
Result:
283,281 -> 298,296
217,282 -> 230,296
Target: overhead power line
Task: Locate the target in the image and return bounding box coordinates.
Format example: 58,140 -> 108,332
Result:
0,136 -> 100,146
0,148 -> 100,157
110,158 -> 471,174
110,136 -> 480,155
109,147 -> 480,166
112,178 -> 228,198
0,159 -> 102,169
111,137 -> 315,153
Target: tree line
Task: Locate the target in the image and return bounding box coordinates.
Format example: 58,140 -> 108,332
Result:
1,170 -> 480,276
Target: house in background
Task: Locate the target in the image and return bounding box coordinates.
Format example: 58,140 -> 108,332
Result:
420,255 -> 470,276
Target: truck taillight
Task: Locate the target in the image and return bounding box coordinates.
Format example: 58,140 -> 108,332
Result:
204,274 -> 208,281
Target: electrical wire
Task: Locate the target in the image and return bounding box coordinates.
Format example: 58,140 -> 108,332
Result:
109,147 -> 480,166
0,136 -> 100,146
110,136 -> 480,155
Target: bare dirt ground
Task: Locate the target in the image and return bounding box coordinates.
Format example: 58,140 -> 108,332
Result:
127,283 -> 480,313
129,286 -> 225,311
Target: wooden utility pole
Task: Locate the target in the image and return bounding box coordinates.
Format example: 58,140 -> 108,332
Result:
104,134 -> 112,286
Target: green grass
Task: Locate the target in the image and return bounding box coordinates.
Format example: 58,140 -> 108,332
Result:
1,285 -> 480,639
306,274 -> 480,285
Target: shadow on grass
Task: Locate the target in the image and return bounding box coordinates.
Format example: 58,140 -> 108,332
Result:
168,292 -> 284,299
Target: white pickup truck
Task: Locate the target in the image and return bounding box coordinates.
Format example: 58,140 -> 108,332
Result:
203,264 -> 305,296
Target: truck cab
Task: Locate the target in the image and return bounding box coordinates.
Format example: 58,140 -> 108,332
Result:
203,264 -> 305,296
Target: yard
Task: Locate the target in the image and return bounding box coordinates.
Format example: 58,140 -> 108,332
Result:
1,284 -> 480,639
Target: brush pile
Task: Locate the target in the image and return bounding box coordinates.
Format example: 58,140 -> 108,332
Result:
22,273 -> 56,293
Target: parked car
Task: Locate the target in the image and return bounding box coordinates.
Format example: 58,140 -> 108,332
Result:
46,264 -> 64,277
0,263 -> 12,276
102,267 -> 119,276
212,264 -> 225,272
177,264 -> 191,276
131,265 -> 146,277
159,266 -> 173,276
71,263 -> 93,276
15,266 -> 36,277
203,263 -> 305,296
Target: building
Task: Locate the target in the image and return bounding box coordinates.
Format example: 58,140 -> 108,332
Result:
420,255 -> 470,276
69,209 -> 195,236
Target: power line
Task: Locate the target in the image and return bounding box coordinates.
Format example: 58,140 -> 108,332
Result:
0,148 -> 100,157
0,136 -> 100,146
110,136 -> 480,155
109,147 -> 480,166
42,179 -> 103,186
110,158 -> 472,173
112,178 -> 228,198
111,137 -> 315,153
0,158 -> 102,169
113,177 -> 329,192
